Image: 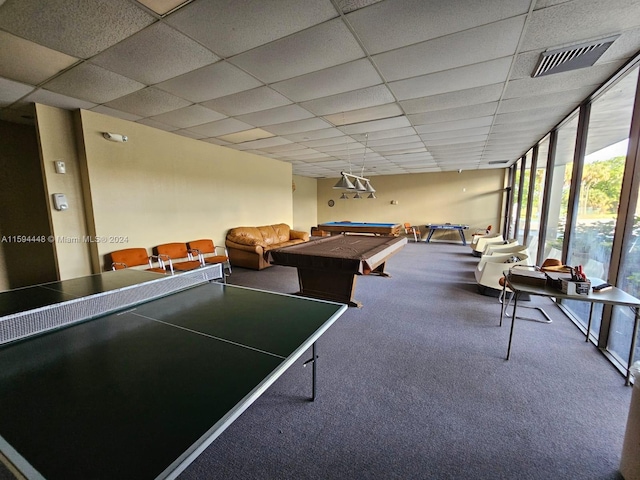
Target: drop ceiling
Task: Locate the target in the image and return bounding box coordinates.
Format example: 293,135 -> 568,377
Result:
1,0 -> 639,178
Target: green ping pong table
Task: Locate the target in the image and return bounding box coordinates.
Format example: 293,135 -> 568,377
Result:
0,267 -> 347,479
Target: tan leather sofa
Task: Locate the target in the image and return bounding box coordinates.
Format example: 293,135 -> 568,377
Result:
225,223 -> 309,270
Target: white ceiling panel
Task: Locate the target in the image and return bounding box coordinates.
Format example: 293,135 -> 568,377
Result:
0,0 -> 155,58
103,87 -> 190,117
373,16 -> 525,82
414,116 -> 494,134
389,57 -> 512,101
15,88 -> 96,111
236,105 -> 314,127
324,103 -> 403,126
1,0 -> 639,176
262,118 -> 333,136
229,18 -> 365,83
419,127 -> 491,141
189,118 -> 255,137
91,23 -> 219,85
0,31 -> 78,86
400,84 -> 504,114
497,87 -> 595,114
345,0 -> 530,55
200,87 -> 292,117
409,102 -> 499,126
43,63 -> 145,104
503,63 -> 615,99
217,128 -> 275,145
149,104 -> 226,129
521,0 -> 640,52
0,78 -> 35,107
165,0 -> 338,57
226,136 -> 289,150
155,61 -> 262,103
339,116 -> 412,134
271,59 -> 382,102
301,85 -> 395,116
282,128 -> 345,142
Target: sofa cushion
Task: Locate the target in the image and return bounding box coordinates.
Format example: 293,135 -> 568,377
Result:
227,227 -> 264,246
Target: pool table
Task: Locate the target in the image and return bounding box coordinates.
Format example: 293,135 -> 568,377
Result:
268,234 -> 407,307
318,222 -> 401,236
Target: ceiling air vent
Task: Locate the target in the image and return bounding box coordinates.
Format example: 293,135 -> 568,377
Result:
532,35 -> 619,78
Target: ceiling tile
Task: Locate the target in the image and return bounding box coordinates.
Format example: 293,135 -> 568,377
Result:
345,0 -> 530,54
414,116 -> 494,134
0,78 -> 35,107
165,0 -> 338,57
43,63 -> 145,103
91,23 -> 219,85
400,84 -> 505,114
135,0 -> 190,15
339,116 -> 412,134
262,118 -> 333,135
189,118 -> 255,137
301,85 -> 395,116
497,87 -> 595,114
229,136 -> 291,150
300,136 -> 358,148
521,0 -> 640,52
236,105 -> 314,127
217,128 -> 275,144
149,104 -> 226,128
136,117 -> 178,131
173,129 -> 208,140
15,88 -> 96,111
423,135 -> 488,146
324,103 -> 403,126
90,105 -> 142,122
282,128 -> 345,142
409,102 -> 499,126
0,31 -> 78,85
373,16 -> 525,82
271,58 -> 382,102
350,127 -> 417,142
388,57 -> 513,101
365,134 -> 421,147
103,87 -> 190,116
502,63 -> 612,99
0,0 -> 155,58
419,126 -> 491,141
229,18 -> 365,83
200,87 -> 292,116
155,61 -> 262,103
371,141 -> 426,152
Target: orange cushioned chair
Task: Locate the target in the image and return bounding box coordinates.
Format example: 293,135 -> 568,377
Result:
403,223 -> 421,242
155,242 -> 203,272
109,247 -> 169,274
187,239 -> 231,274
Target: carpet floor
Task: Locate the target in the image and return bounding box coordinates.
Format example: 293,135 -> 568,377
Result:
179,241 -> 632,480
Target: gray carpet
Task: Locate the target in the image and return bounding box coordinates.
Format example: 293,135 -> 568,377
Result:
179,242 -> 632,480
0,242 -> 631,479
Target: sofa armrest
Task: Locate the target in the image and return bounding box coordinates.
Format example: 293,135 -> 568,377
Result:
226,240 -> 264,255
289,230 -> 309,241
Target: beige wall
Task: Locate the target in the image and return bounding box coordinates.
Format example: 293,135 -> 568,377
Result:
35,104 -> 94,279
77,109 -> 293,271
0,120 -> 57,289
318,169 -> 507,241
292,175 -> 318,235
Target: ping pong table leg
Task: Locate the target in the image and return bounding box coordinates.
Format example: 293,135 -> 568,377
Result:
303,342 -> 318,401
506,293 -> 519,360
458,229 -> 467,246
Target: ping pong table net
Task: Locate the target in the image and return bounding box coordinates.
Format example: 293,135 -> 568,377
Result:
0,269 -> 217,346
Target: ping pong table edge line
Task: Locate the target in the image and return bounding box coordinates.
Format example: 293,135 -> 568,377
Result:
157,303 -> 347,480
0,435 -> 43,480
